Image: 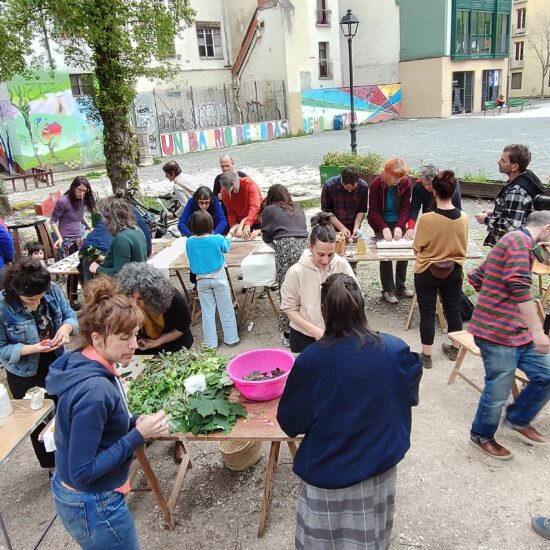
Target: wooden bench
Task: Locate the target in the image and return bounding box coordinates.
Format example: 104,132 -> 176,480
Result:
507,97 -> 531,112
483,101 -> 499,116
3,167 -> 55,192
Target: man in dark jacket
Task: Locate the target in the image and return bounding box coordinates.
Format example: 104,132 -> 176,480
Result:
475,144 -> 545,247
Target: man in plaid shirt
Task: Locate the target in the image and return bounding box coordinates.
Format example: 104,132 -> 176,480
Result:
321,166 -> 369,240
475,144 -> 544,247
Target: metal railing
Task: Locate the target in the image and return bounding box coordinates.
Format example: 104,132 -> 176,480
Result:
510,58 -> 525,69
512,24 -> 526,35
315,9 -> 331,26
319,61 -> 333,79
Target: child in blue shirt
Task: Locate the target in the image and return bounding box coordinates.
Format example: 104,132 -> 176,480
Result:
185,211 -> 239,348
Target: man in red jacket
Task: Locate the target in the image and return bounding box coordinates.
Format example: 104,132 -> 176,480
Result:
219,170 -> 262,239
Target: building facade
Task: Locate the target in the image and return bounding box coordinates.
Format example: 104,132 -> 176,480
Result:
509,0 -> 550,98
398,0 -> 512,117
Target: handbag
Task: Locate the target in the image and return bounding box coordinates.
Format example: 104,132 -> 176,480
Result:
461,291 -> 475,322
429,261 -> 455,279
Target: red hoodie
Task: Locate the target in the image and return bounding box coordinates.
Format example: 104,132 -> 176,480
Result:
367,175 -> 412,232
221,176 -> 263,227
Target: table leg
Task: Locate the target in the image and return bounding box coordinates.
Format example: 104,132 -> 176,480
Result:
258,441 -> 281,538
266,289 -> 279,321
35,221 -> 56,261
237,288 -> 252,328
287,441 -> 298,459
436,295 -> 448,332
447,347 -> 467,385
405,292 -> 417,330
9,228 -> 22,258
225,266 -> 238,308
175,269 -> 191,304
0,510 -> 13,550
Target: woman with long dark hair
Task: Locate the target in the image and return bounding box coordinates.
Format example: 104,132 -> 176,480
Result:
178,185 -> 227,237
278,273 -> 422,550
261,184 -> 308,346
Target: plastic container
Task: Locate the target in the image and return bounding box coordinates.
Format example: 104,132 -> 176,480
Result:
218,440 -> 263,471
333,114 -> 344,130
227,349 -> 295,401
0,384 -> 13,418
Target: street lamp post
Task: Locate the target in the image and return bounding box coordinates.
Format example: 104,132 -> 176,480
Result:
340,9 -> 359,153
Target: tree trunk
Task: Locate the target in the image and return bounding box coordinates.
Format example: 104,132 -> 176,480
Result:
0,177 -> 13,218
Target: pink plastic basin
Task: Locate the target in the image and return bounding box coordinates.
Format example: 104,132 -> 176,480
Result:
227,349 -> 295,401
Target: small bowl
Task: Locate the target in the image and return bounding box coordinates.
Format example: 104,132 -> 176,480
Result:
227,349 -> 294,401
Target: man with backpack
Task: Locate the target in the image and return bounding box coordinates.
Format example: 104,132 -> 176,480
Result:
475,144 -> 545,247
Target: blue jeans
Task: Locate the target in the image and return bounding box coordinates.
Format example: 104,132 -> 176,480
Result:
471,337 -> 550,441
51,473 -> 140,550
197,273 -> 239,348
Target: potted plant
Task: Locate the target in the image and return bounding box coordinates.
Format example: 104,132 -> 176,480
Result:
320,151 -> 384,185
456,170 -> 506,199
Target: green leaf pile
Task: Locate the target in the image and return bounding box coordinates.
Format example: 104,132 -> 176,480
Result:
127,347 -> 246,436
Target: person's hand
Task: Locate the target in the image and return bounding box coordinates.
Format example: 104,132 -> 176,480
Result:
243,224 -> 252,239
89,262 -> 100,274
475,212 -> 488,225
233,225 -> 243,238
138,338 -> 155,351
167,212 -> 176,220
393,227 -> 403,240
532,330 -> 550,355
97,255 -> 105,264
32,341 -> 60,354
136,410 -> 170,439
53,238 -> 63,249
340,227 -> 351,240
50,325 -> 72,347
249,229 -> 262,239
405,228 -> 414,240
382,228 -> 392,241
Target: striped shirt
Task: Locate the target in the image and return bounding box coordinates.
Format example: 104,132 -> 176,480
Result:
468,229 -> 534,346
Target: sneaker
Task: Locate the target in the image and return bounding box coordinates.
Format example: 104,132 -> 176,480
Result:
225,340 -> 240,347
421,353 -> 433,369
504,420 -> 546,446
382,291 -> 398,304
442,342 -> 459,361
531,516 -> 550,540
281,334 -> 290,347
397,288 -> 415,298
469,437 -> 513,461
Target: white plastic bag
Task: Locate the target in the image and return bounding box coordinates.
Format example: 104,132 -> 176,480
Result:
241,252 -> 276,288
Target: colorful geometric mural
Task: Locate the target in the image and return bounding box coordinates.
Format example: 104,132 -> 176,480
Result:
0,71 -> 105,174
301,84 -> 401,133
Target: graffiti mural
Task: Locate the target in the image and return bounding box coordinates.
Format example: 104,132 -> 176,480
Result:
160,120 -> 289,157
301,84 -> 401,133
0,71 -> 105,173
193,100 -> 231,129
133,92 -> 160,156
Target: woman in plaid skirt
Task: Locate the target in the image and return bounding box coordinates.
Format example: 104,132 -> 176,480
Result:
278,273 -> 422,549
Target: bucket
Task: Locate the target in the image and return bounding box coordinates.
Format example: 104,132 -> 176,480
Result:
218,440 -> 263,471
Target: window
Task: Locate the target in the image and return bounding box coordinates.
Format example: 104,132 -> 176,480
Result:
496,13 -> 509,54
456,10 -> 470,54
316,0 -> 331,25
69,74 -> 93,97
515,41 -> 524,61
196,22 -> 223,59
511,72 -> 523,90
471,11 -> 492,54
517,8 -> 526,29
318,42 -> 332,78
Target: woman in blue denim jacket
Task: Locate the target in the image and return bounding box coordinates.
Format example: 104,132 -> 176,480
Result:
0,258 -> 78,470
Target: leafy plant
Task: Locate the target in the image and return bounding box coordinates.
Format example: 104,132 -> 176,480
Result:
458,170 -> 496,183
322,151 -> 383,174
243,368 -> 285,381
84,171 -> 105,179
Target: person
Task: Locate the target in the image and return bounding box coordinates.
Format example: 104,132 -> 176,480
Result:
0,221 -> 14,288
277,273 -> 422,550
219,170 -> 262,239
532,516 -> 550,540
0,258 -> 78,472
212,154 -> 247,201
118,262 -> 193,354
261,184 -> 308,346
46,276 -> 169,549
321,166 -> 369,239
368,158 -> 413,303
89,193 -> 148,278
475,144 -> 544,247
50,176 -> 95,259
413,170 -> 469,369
405,163 -> 462,239
178,185 -> 227,237
496,94 -> 506,108
185,210 -> 239,349
468,211 -> 550,460
280,212 -> 356,353
26,241 -> 45,263
162,160 -> 208,216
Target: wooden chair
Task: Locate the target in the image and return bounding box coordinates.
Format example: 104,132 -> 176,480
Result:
533,260 -> 550,308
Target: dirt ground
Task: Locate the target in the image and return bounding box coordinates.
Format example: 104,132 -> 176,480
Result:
1,203 -> 549,549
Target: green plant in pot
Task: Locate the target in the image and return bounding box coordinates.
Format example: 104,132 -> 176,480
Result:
320,151 -> 384,184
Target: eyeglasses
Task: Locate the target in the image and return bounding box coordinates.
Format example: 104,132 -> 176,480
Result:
197,200 -> 210,205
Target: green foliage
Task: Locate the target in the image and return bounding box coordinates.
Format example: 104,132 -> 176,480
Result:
152,157 -> 163,165
322,150 -> 384,174
459,169 -> 494,183
84,171 -> 105,179
298,197 -> 321,209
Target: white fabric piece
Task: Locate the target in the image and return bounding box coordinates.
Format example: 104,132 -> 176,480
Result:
147,237 -> 187,277
241,251 -> 276,288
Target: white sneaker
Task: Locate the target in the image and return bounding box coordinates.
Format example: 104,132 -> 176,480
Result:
382,291 -> 398,304
398,288 -> 415,298
281,335 -> 290,347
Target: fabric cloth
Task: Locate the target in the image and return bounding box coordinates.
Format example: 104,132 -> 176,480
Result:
407,180 -> 462,229
414,264 -> 463,345
289,327 -> 316,354
295,467 -> 396,550
367,175 -> 412,232
261,204 -> 308,243
197,270 -> 239,348
0,223 -> 14,269
413,208 -> 469,273
471,337 -> 550,441
383,187 -> 399,222
280,249 -> 355,338
484,170 -> 544,247
375,221 -> 408,294
96,227 -> 147,277
321,176 -> 369,233
185,234 -> 231,275
468,228 -> 534,346
277,332 -> 422,489
46,350 -> 144,493
221,176 -> 262,227
50,195 -> 86,239
0,283 -> 78,377
141,309 -> 165,339
273,237 -> 308,334
57,236 -> 83,261
178,197 -> 227,237
51,473 -> 140,550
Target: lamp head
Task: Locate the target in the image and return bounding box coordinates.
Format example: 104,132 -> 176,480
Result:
340,9 -> 359,39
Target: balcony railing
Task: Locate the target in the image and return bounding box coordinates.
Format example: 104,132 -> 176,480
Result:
510,58 -> 525,69
315,9 -> 332,26
319,60 -> 333,79
512,24 -> 526,35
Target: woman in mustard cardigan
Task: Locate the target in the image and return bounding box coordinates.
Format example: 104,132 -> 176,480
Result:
413,170 -> 468,369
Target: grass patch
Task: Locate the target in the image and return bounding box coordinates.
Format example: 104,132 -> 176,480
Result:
12,200 -> 35,211
84,171 -> 105,179
298,197 -> 321,209
153,157 -> 163,165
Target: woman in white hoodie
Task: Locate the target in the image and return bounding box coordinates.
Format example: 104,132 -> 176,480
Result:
281,212 -> 356,353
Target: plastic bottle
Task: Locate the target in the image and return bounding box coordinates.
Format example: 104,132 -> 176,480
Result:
356,230 -> 367,256
0,383 -> 13,418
